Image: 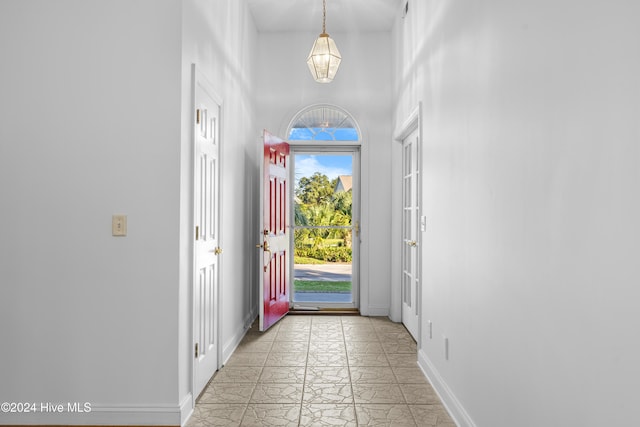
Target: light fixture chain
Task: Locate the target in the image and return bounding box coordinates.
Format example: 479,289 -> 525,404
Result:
322,0 -> 327,34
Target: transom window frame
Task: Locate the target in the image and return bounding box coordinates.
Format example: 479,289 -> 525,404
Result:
286,104 -> 362,146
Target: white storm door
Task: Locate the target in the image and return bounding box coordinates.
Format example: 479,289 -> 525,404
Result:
401,127 -> 420,341
193,69 -> 221,398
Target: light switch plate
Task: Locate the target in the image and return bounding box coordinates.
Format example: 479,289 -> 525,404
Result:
112,215 -> 127,236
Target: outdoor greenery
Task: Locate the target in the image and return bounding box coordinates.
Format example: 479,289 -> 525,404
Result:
294,280 -> 352,293
294,256 -> 325,265
294,172 -> 352,263
295,246 -> 352,263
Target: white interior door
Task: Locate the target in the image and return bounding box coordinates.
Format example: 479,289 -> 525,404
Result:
193,68 -> 221,398
401,127 -> 420,340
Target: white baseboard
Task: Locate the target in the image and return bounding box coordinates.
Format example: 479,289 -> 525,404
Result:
221,311 -> 254,366
418,349 -> 476,427
0,404 -> 182,425
179,393 -> 193,426
363,305 -> 390,317
246,307 -> 257,329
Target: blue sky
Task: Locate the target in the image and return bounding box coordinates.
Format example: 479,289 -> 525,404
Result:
295,154 -> 352,183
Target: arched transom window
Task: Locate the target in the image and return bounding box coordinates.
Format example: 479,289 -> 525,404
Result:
287,105 -> 360,142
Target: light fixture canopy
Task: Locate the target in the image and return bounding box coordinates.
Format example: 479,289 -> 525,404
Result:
306,0 -> 341,83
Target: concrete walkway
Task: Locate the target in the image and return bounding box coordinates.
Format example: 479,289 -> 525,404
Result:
293,292 -> 353,303
294,263 -> 352,281
293,264 -> 353,303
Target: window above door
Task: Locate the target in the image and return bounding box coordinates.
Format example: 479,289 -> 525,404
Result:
287,105 -> 361,143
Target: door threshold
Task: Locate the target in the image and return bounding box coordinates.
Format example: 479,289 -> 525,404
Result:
289,307 -> 360,316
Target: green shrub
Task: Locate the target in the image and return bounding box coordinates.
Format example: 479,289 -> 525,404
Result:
294,246 -> 352,262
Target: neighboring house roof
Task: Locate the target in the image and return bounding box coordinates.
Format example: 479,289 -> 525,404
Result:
334,175 -> 352,193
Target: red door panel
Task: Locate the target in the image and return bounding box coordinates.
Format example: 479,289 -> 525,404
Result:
260,131 -> 290,331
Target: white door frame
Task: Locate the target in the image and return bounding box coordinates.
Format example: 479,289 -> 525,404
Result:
191,64 -> 223,401
393,103 -> 422,345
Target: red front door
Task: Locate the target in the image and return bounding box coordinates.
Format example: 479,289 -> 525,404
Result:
259,131 -> 290,331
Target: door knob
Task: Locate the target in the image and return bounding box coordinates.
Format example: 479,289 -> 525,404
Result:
257,241 -> 271,252
407,240 -> 417,247
214,247 -> 223,255
257,241 -> 272,272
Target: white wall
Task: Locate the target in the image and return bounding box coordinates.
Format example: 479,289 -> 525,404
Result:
392,1 -> 640,426
179,0 -> 259,417
0,0 -> 259,425
0,0 -> 183,424
255,31 -> 393,315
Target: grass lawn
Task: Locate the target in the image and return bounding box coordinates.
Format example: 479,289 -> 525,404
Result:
297,238 -> 346,248
294,256 -> 325,265
294,280 -> 352,293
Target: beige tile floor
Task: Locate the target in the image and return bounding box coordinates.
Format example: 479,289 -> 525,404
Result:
187,315 -> 456,427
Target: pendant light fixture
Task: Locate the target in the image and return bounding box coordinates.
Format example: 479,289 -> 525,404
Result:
306,0 -> 341,83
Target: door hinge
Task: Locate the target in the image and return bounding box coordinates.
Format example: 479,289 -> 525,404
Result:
194,343 -> 199,358
195,225 -> 199,241
196,109 -> 201,125
354,221 -> 360,237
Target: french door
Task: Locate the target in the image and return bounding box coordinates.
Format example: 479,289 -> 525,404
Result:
258,131 -> 290,331
401,128 -> 420,340
192,67 -> 221,397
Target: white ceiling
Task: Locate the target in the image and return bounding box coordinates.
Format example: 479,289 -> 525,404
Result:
247,0 -> 404,33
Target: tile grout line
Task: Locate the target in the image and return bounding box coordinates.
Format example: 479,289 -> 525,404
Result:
342,316 -> 359,426
299,318 -> 311,427
377,322 -> 427,426
244,322 -> 278,423
194,316 -> 450,426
